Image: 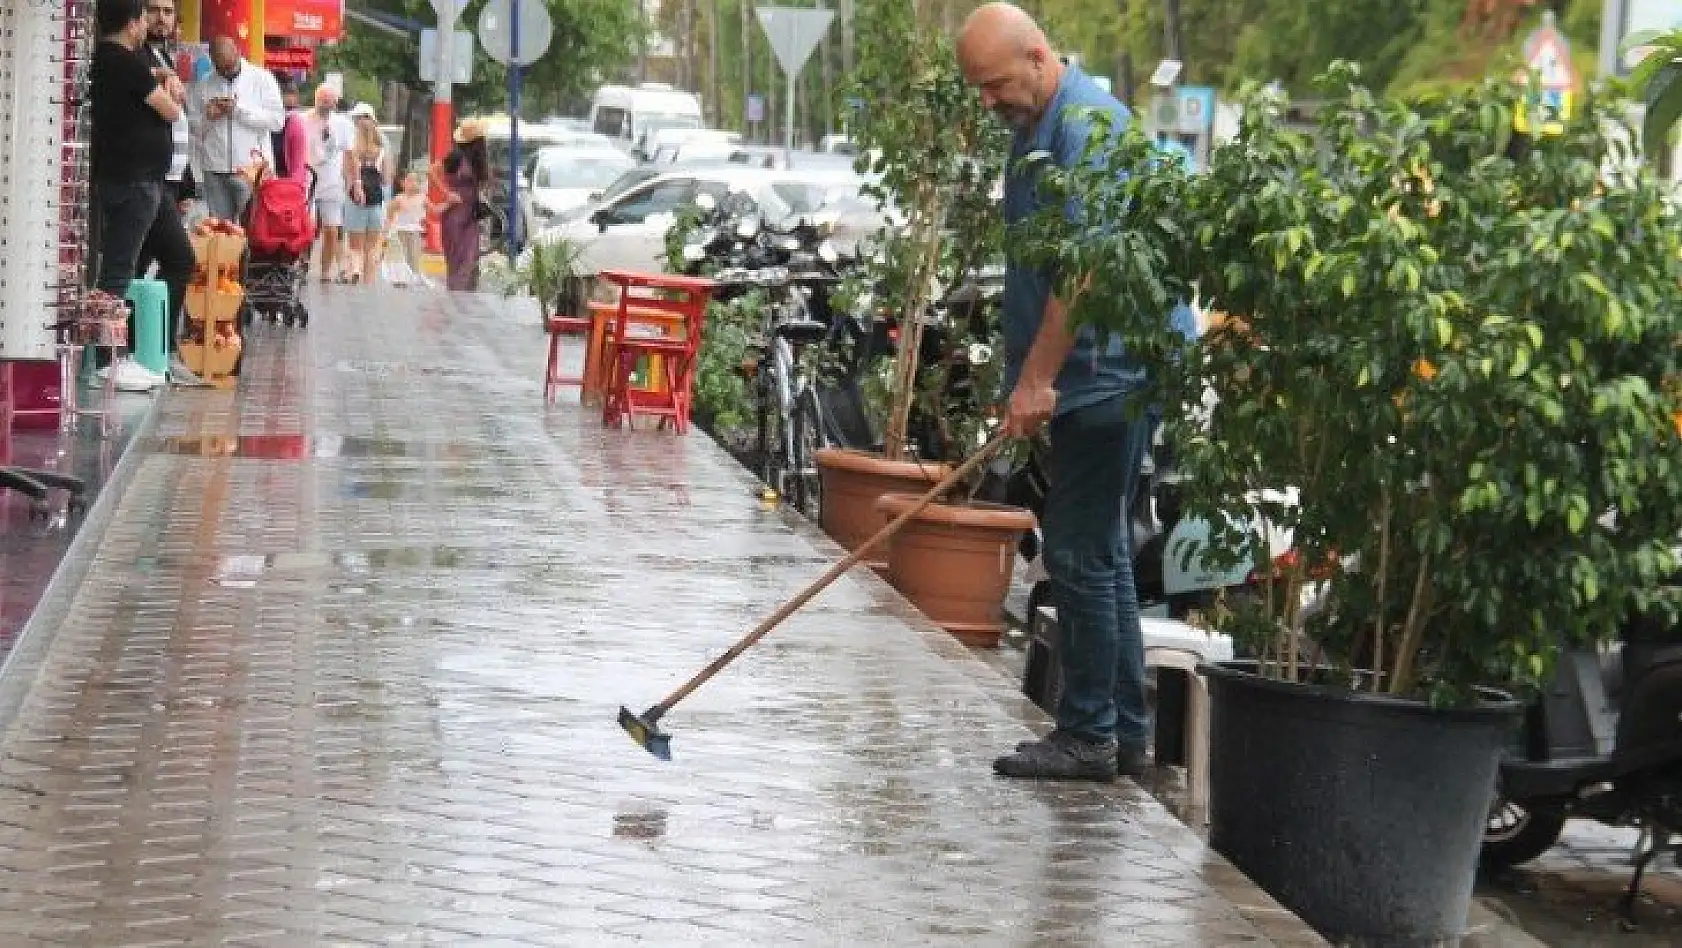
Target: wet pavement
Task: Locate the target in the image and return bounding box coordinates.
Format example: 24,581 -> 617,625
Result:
1476,823 -> 1682,947
0,286 -> 1325,946
0,393 -> 152,657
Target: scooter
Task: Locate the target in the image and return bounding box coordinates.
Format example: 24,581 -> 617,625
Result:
1481,608 -> 1682,929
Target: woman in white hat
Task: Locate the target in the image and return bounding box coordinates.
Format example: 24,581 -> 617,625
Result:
341,101 -> 392,283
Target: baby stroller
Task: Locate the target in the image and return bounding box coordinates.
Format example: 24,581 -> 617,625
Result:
243,157 -> 316,328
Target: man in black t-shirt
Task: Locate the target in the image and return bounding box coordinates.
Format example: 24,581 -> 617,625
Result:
91,0 -> 180,298
91,0 -> 183,390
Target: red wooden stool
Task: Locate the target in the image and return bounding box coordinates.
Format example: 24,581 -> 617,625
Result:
542,306 -> 594,403
598,270 -> 716,434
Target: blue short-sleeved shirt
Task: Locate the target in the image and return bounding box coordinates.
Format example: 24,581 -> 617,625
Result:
1001,63 -> 1197,414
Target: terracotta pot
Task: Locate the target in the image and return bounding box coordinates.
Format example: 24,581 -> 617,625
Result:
815,449 -> 951,572
875,493 -> 1037,648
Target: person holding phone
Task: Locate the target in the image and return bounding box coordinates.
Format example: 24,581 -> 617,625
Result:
187,35 -> 283,221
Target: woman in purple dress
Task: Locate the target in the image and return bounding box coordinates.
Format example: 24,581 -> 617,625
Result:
429,118 -> 489,291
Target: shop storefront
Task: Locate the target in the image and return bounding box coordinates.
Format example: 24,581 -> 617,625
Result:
0,0 -> 343,414
0,1 -> 96,382
179,0 -> 343,81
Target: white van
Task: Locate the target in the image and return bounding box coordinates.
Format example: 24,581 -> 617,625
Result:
589,83 -> 705,156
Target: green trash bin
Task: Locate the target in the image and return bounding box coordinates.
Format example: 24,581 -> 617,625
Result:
125,278 -> 169,376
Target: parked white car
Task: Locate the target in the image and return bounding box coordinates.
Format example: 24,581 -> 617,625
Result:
526,168 -> 789,275
523,145 -> 637,229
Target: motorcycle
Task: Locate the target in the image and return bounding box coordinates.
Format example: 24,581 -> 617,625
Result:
1482,609 -> 1682,929
994,423 -> 1297,625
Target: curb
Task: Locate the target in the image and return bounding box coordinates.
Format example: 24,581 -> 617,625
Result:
0,388 -> 165,733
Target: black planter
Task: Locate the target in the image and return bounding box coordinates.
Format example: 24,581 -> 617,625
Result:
1201,662 -> 1519,947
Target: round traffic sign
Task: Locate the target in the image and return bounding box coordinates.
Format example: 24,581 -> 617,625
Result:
478,0 -> 552,67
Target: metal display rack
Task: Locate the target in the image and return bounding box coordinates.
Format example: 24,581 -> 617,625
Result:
0,0 -> 91,364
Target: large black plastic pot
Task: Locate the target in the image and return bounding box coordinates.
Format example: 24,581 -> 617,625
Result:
1201,662 -> 1520,946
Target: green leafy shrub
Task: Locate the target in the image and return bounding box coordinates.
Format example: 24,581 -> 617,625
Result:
1026,62 -> 1682,704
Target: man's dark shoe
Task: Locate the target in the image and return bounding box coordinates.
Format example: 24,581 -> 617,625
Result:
995,730 -> 1118,780
1015,727 -> 1069,752
1117,742 -> 1150,779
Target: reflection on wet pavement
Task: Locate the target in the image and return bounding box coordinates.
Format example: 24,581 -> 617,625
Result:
0,287 -> 1326,946
0,397 -> 150,660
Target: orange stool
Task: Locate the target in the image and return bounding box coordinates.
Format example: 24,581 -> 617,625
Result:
598,270 -> 716,434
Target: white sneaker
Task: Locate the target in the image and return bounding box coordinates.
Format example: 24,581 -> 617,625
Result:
168,356 -> 208,387
112,358 -> 165,392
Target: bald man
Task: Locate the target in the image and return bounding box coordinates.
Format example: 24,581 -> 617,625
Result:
959,2 -> 1156,781
188,35 -> 284,220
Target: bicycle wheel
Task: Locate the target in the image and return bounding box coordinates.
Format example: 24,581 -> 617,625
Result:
788,387 -> 828,518
757,370 -> 790,499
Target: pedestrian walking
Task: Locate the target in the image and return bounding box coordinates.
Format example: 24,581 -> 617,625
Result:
382,172 -> 430,288
271,73 -> 311,186
302,84 -> 354,282
342,102 -> 392,284
957,2 -> 1163,781
430,118 -> 490,292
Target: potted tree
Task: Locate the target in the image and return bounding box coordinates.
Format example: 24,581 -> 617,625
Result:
815,0 -> 1027,595
502,233 -> 590,322
1031,65 -> 1682,943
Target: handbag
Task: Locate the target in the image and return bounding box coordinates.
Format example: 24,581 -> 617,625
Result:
358,158 -> 385,206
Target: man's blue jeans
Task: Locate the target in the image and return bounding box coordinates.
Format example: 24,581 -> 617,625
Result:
1044,393 -> 1155,748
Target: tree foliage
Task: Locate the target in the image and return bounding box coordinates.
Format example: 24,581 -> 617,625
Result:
1022,62 -> 1682,705
321,0 -> 641,116
1042,0 -> 1601,102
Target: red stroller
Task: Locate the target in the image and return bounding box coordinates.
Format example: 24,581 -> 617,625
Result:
243,156 -> 317,328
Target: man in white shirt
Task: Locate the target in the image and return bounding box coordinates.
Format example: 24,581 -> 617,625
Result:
302,84 -> 354,281
188,35 -> 284,221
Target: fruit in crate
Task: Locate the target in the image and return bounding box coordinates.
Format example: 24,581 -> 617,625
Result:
194,218 -> 246,238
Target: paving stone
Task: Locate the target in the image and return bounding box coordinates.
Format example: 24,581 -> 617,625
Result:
0,287 -> 1325,945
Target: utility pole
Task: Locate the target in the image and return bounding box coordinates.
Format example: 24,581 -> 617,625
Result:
741,0 -> 753,136
637,0 -> 649,82
709,0 -> 722,126
839,0 -> 854,77
820,0 -> 835,136
1163,0 -> 1183,67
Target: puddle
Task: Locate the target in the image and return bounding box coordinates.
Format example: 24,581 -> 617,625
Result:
208,546 -> 478,586
612,809 -> 668,841
143,434 -> 478,460
340,480 -> 507,500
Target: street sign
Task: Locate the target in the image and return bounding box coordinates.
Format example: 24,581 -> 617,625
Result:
1151,94 -> 1177,131
756,7 -> 834,77
419,29 -> 473,84
264,46 -> 316,72
755,7 -> 833,152
1514,11 -> 1576,135
1176,85 -> 1215,136
746,94 -> 765,124
478,0 -> 553,67
1149,59 -> 1183,89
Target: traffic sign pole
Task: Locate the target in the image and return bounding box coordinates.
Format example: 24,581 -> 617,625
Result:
427,0 -> 460,255
476,0 -> 552,256
508,0 -> 521,257
756,7 -> 834,161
